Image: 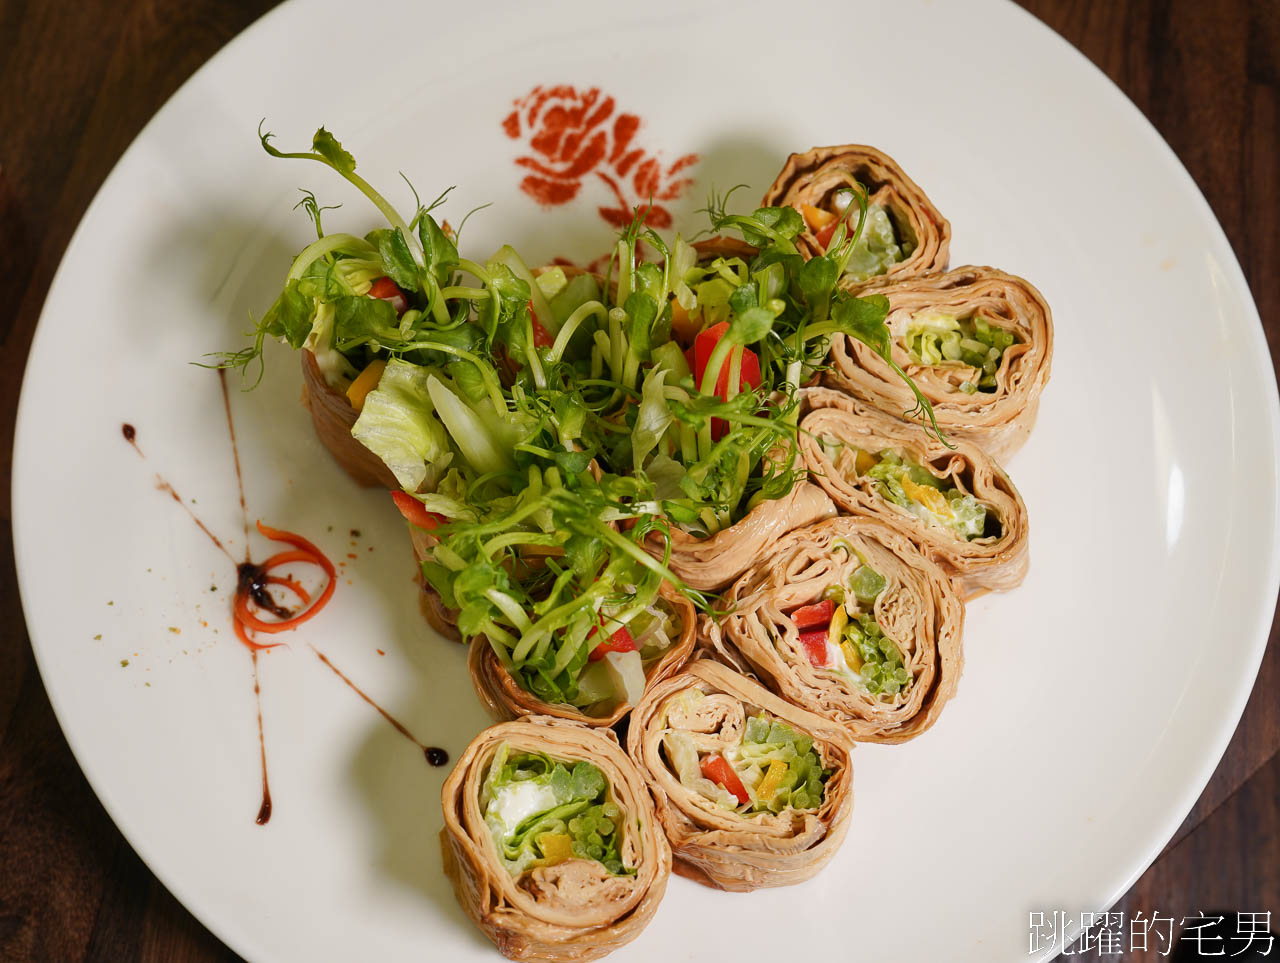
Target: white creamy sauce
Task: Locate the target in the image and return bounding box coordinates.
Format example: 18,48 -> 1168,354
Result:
488,780 -> 560,838
825,635 -> 853,677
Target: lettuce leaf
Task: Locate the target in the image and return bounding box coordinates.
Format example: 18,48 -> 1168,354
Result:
351,359 -> 452,491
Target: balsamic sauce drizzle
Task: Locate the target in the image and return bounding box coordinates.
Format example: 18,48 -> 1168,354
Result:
238,562 -> 294,620
310,646 -> 448,767
252,651 -> 272,825
120,371 -> 449,824
218,369 -> 251,548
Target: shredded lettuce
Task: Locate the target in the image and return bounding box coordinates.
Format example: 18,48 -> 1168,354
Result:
663,729 -> 741,810
632,368 -> 672,471
426,374 -> 513,476
904,312 -> 1018,391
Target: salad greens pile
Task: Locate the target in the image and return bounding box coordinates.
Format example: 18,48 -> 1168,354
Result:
420,463 -> 679,709
220,127 -> 509,388
226,126 -> 945,714
481,744 -> 628,876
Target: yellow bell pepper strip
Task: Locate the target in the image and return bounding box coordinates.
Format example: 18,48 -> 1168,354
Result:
346,359 -> 387,411
537,833 -> 574,864
801,203 -> 837,231
756,760 -> 789,803
901,476 -> 954,520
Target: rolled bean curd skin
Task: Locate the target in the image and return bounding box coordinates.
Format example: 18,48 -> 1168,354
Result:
441,718 -> 671,962
626,660 -> 855,891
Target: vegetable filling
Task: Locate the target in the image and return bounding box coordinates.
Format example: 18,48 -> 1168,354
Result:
800,185 -> 914,282
481,745 -> 630,877
789,559 -> 913,699
903,312 -> 1018,393
661,693 -> 829,814
568,601 -> 682,710
820,441 -> 995,541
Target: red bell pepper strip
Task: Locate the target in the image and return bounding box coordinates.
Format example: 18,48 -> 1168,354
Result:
527,300 -> 554,348
798,628 -> 830,668
369,276 -> 409,315
690,321 -> 764,440
700,754 -> 750,805
790,599 -> 834,630
692,321 -> 763,397
814,210 -> 866,253
815,219 -> 840,252
391,491 -> 444,531
588,624 -> 638,662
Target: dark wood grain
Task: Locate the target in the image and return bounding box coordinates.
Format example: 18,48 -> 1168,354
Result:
0,2 -> 1276,961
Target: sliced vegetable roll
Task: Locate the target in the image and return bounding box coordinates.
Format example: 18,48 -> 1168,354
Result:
441,717 -> 670,962
825,266 -> 1053,461
799,388 -> 1029,596
626,660 -> 854,891
762,144 -> 950,288
469,582 -> 697,728
703,517 -> 963,743
644,481 -> 837,591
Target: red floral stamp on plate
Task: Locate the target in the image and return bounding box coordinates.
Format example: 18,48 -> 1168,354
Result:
502,85 -> 699,229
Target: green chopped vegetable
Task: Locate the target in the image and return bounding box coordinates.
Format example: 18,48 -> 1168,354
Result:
729,712 -> 829,814
850,565 -> 887,603
842,615 -> 911,697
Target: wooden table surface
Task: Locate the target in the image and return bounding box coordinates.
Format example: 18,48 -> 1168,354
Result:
1,1 -> 1276,960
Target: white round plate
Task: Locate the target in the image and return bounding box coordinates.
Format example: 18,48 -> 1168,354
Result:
14,1 -> 1278,961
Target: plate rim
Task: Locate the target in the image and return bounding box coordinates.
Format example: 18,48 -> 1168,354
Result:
12,1 -> 1280,960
